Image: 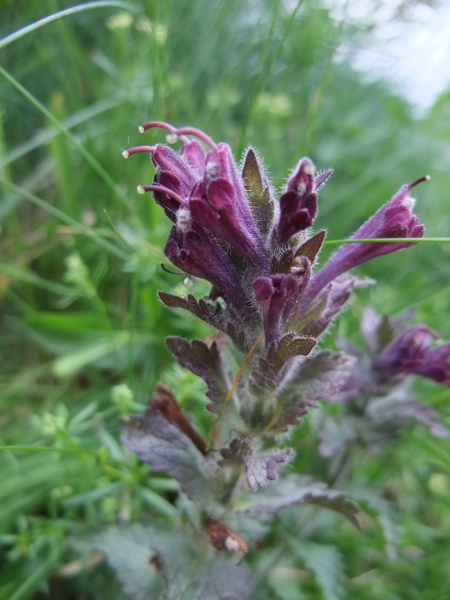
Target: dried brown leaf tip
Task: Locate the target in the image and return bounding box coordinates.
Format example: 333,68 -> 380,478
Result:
205,520 -> 248,556
152,382 -> 208,455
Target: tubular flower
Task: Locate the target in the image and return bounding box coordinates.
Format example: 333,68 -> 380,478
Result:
188,142 -> 267,268
276,158 -> 329,245
164,220 -> 246,311
376,325 -> 450,386
301,177 -> 427,308
253,257 -> 311,346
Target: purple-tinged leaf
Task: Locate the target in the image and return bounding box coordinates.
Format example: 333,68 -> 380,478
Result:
245,448 -> 295,492
367,393 -> 449,439
166,337 -> 230,413
88,525 -> 164,600
158,291 -> 249,350
275,351 -> 356,430
242,147 -> 274,239
314,168 -> 333,190
220,435 -> 295,492
297,275 -> 374,338
236,475 -> 360,529
294,229 -> 326,264
93,524 -> 254,600
249,333 -> 317,393
122,406 -> 217,510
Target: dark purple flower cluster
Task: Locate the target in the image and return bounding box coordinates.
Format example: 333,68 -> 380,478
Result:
319,308 -> 450,460
124,122 -> 428,356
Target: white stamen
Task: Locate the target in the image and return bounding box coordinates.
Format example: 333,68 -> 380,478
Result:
122,150 -> 129,159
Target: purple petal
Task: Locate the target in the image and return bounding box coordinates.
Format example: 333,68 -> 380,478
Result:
188,143 -> 267,267
376,325 -> 450,386
180,139 -> 206,177
152,144 -> 199,198
301,178 -> 427,307
253,267 -> 310,346
164,223 -> 245,310
276,157 -> 319,244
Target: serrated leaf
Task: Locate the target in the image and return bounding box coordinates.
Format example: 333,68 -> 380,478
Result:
242,148 -> 274,238
295,229 -> 326,264
274,352 -> 355,430
237,475 -> 361,529
159,291 -> 248,350
220,435 -> 295,492
166,336 -> 230,413
367,393 -> 449,439
88,525 -> 254,600
290,540 -> 346,600
245,448 -> 295,492
88,525 -> 165,600
250,333 -> 317,393
297,276 -> 374,339
349,487 -> 401,558
122,407 -> 217,510
151,533 -> 254,600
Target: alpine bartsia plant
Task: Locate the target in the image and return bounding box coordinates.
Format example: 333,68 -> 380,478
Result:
115,122 -> 450,599
319,307 -> 450,466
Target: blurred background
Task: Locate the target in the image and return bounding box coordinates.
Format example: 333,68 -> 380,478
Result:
1,1 -> 450,598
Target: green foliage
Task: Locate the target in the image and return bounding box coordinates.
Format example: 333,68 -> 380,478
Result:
1,0 -> 450,598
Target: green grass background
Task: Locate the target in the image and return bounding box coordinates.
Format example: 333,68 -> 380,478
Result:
1,1 -> 450,598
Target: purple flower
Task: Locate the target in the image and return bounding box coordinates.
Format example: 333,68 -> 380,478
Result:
253,258 -> 310,345
297,274 -> 374,338
164,218 -> 246,311
376,325 -> 450,386
125,121 -> 267,271
189,143 -> 267,268
300,177 -> 427,308
276,158 -> 319,244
